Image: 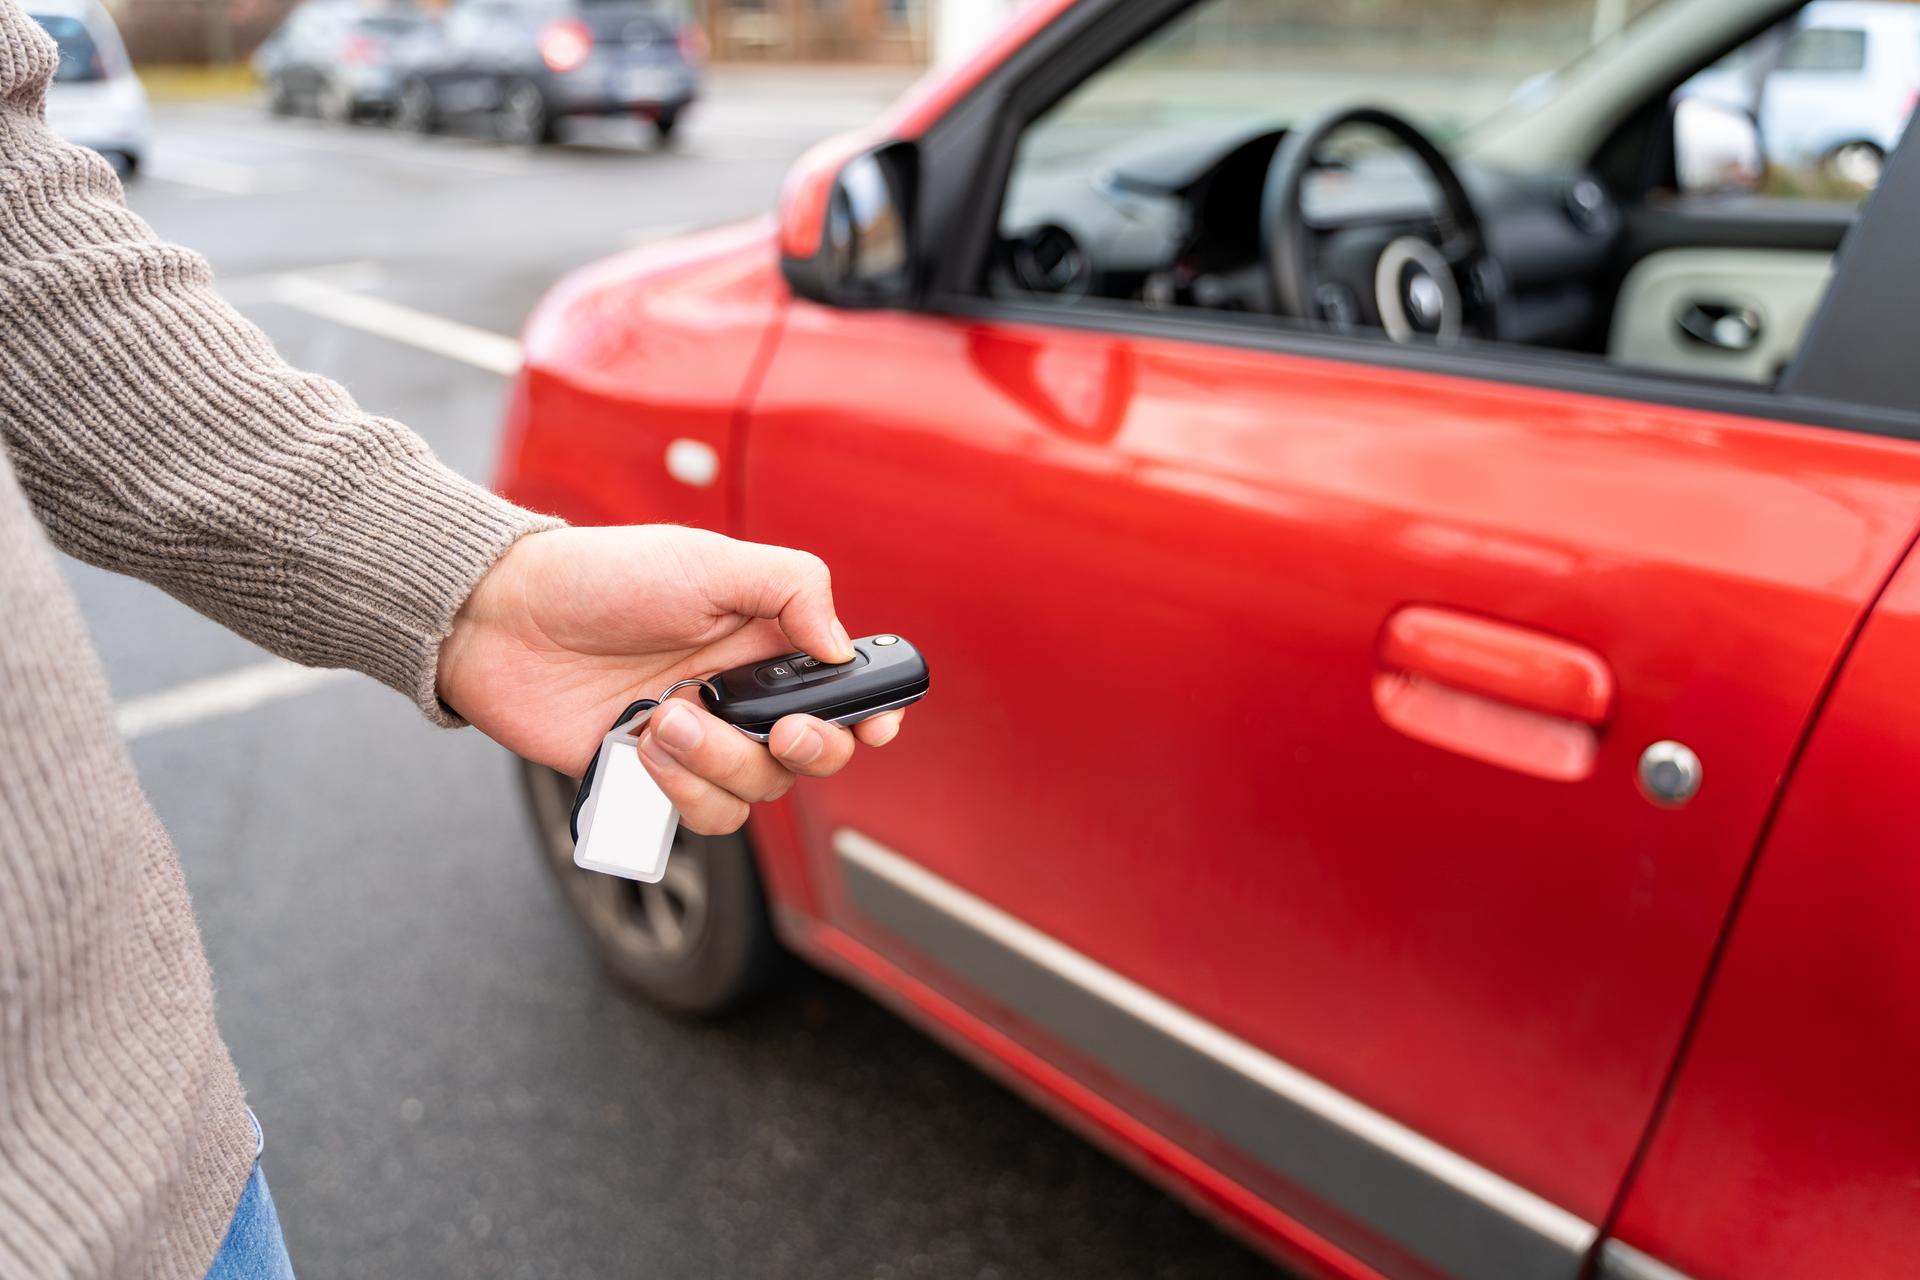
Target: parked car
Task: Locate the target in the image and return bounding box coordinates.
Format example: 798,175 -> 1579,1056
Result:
1680,0 -> 1920,188
497,0 -> 1920,1276
253,1 -> 443,123
28,0 -> 148,175
391,0 -> 701,145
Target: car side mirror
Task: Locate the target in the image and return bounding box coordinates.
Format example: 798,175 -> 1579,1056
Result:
778,135 -> 918,309
1672,95 -> 1765,196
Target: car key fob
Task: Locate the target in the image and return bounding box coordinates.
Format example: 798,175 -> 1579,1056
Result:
701,634 -> 929,742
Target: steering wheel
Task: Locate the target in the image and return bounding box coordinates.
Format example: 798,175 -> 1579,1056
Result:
1262,106 -> 1501,343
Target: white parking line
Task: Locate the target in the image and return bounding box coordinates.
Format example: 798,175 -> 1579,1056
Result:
141,151 -> 277,196
176,120 -> 538,178
117,659 -> 350,742
266,271 -> 522,375
218,260 -> 385,306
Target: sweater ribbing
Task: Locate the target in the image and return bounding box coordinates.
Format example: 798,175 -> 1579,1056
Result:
0,5 -> 557,1276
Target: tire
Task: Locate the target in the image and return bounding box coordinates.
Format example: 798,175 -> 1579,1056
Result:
518,757 -> 781,1017
498,78 -> 555,146
318,77 -> 357,125
652,107 -> 679,145
1823,140 -> 1884,191
267,74 -> 297,117
393,78 -> 437,134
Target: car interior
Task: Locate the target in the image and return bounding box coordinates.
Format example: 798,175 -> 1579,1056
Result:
986,0 -> 1906,391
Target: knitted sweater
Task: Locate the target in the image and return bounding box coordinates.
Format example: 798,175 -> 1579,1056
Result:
0,6 -> 553,1276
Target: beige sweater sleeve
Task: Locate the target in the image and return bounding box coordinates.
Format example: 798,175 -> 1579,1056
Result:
0,7 -> 557,721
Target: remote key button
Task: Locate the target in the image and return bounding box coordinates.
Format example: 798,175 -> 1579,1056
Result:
757,662 -> 802,688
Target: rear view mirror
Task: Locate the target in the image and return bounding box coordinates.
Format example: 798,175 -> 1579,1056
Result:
779,135 -> 917,308
1673,95 -> 1765,196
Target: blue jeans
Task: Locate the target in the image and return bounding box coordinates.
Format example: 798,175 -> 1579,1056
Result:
205,1113 -> 295,1280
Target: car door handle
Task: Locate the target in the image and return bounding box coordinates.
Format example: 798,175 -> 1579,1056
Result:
1372,606 -> 1614,782
1676,300 -> 1762,352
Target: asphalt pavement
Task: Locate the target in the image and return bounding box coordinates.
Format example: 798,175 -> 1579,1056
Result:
66,71 -> 1281,1280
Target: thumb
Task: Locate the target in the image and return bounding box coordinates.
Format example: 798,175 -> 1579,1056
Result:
705,537 -> 854,663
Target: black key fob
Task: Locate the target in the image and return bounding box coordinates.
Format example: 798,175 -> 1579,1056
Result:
701,634 -> 929,742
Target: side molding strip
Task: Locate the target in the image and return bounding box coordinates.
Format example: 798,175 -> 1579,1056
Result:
834,827 -> 1598,1280
1597,1241 -> 1696,1280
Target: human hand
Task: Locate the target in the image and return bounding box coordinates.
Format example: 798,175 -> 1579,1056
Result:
437,526 -> 904,833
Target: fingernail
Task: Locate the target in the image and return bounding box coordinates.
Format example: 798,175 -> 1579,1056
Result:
779,725 -> 824,767
831,618 -> 853,659
638,732 -> 675,771
654,704 -> 703,751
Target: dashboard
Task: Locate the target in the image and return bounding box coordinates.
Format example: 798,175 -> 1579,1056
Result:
992,123 -> 1625,351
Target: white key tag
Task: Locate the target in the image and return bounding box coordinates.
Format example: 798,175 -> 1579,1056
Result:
569,687 -> 703,883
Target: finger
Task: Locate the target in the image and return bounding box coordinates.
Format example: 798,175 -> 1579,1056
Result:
645,700 -> 794,804
635,732 -> 753,835
703,538 -> 853,664
853,710 -> 905,748
767,714 -> 859,778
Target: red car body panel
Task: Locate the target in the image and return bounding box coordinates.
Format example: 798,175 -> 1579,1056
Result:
495,13 -> 1920,1276
1607,547 -> 1920,1279
734,302 -> 1920,1243
499,216 -> 787,530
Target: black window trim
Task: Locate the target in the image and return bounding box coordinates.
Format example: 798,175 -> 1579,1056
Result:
907,0 -> 1920,444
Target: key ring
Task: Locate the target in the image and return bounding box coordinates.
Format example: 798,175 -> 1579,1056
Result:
654,677 -> 719,703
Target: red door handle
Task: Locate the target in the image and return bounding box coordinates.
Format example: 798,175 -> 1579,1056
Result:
1373,606 -> 1614,782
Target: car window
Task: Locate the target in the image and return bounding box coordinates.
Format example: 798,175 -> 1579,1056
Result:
581,8 -> 672,44
30,14 -> 103,82
356,15 -> 432,36
980,0 -> 1901,400
996,0 -> 1667,296
1777,25 -> 1868,70
444,6 -> 493,45
1678,7 -> 1915,199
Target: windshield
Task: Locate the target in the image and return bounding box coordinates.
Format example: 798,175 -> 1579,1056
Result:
30,14 -> 104,83
1022,0 -> 1676,173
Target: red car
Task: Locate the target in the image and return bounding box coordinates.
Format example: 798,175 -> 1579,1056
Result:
496,1 -> 1920,1276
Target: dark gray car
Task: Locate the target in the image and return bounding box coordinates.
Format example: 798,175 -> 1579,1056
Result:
392,0 -> 700,146
254,2 -> 443,122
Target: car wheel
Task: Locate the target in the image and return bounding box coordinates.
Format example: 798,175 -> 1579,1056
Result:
319,77 -> 357,124
394,78 -> 437,133
498,78 -> 555,146
267,74 -> 297,117
1824,140 -> 1884,191
652,107 -> 679,145
518,757 -> 781,1017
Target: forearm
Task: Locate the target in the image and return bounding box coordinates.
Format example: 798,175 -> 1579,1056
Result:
0,2 -> 555,718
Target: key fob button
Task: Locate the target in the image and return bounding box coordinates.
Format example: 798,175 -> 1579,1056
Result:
707,636 -> 927,739
874,635 -> 899,646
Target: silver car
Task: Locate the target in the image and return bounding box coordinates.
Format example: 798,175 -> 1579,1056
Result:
29,0 -> 150,175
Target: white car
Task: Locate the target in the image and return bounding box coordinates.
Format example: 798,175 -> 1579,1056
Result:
29,0 -> 149,176
1680,0 -> 1920,187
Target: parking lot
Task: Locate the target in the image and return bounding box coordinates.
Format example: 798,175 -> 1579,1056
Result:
73,75 -> 1278,1280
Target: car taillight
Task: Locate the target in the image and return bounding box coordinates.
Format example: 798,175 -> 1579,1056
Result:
341,33 -> 377,65
677,23 -> 708,66
540,20 -> 592,73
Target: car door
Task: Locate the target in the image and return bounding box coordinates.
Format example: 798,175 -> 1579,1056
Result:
740,4 -> 1920,1278
1758,13 -> 1878,168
